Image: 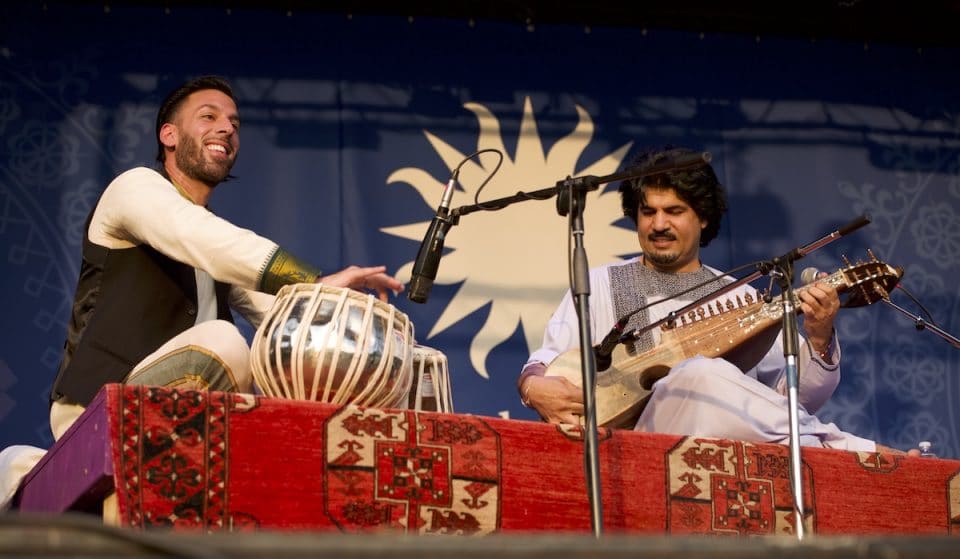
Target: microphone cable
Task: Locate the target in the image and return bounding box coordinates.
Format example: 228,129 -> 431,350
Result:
466,148 -> 505,208
895,282 -> 941,328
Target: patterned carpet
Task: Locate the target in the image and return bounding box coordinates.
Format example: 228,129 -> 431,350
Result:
104,385 -> 960,535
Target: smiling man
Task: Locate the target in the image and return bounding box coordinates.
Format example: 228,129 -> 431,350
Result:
517,145 -> 912,454
46,75 -> 403,438
0,77 -> 406,506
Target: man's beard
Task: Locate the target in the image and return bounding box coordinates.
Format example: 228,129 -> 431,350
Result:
644,232 -> 680,267
175,134 -> 234,187
644,249 -> 680,267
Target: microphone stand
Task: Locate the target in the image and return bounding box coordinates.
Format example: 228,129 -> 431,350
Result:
557,176 -> 604,537
770,260 -> 807,540
447,154 -> 711,538
881,298 -> 960,348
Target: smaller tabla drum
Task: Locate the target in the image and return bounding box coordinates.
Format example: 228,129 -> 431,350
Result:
408,345 -> 454,413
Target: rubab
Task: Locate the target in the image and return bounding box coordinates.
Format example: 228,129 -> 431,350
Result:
544,254 -> 903,429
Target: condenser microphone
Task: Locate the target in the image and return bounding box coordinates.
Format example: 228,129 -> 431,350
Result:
408,170 -> 458,304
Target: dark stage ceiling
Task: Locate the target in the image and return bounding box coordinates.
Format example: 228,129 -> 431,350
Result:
63,0 -> 960,47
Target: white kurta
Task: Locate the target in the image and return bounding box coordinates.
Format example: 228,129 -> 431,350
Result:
524,257 -> 875,451
89,166 -> 278,324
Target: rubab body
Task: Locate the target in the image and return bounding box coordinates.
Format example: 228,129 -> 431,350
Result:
544,257 -> 902,429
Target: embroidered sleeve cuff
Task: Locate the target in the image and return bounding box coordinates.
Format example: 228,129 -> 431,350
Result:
258,247 -> 322,295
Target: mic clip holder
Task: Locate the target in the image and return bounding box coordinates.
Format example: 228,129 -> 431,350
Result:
555,176 -> 601,217
755,248 -> 802,278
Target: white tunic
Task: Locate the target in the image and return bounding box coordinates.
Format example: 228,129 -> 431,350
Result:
89,166 -> 277,324
525,257 -> 876,451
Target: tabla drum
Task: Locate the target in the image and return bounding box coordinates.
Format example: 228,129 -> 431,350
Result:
250,283 -> 415,408
408,345 -> 454,413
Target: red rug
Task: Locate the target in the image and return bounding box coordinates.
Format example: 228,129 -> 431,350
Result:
105,384 -> 959,535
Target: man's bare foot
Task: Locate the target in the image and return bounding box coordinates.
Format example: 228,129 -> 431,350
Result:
875,444 -> 922,457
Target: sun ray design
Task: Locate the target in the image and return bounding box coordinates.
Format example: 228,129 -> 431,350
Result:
382,98 -> 636,379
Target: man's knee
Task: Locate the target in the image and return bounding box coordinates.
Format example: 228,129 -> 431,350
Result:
198,320 -> 252,392
659,356 -> 742,391
128,320 -> 252,393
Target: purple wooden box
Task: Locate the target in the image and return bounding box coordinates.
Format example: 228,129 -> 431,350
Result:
15,389 -> 114,513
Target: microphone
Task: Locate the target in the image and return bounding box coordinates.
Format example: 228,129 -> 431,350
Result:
408,170 -> 459,304
800,267 -> 822,285
594,316 -> 629,372
636,150 -> 711,178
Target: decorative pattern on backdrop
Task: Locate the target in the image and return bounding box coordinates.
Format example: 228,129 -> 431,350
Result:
0,2 -> 958,460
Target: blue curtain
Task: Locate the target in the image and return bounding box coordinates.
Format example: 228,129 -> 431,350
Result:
1,2 -> 957,457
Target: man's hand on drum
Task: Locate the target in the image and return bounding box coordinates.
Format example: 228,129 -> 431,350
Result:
520,363 -> 584,425
318,265 -> 404,302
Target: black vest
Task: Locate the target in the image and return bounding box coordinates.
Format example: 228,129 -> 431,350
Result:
51,215 -> 233,406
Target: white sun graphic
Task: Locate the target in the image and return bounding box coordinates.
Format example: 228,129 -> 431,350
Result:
382,98 -> 637,379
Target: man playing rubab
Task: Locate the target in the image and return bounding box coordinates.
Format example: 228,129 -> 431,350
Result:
519,145 -> 906,454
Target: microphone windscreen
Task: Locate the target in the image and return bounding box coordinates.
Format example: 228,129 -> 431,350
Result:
800,266 -> 821,285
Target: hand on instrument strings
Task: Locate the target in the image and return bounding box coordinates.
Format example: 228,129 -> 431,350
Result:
798,280 -> 840,354
521,373 -> 585,426
318,265 -> 404,302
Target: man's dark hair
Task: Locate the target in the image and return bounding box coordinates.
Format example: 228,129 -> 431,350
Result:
155,75 -> 235,165
617,145 -> 728,247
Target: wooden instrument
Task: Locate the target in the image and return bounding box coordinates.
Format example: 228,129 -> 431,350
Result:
544,256 -> 903,429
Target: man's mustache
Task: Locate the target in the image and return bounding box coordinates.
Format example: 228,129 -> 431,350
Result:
648,232 -> 677,241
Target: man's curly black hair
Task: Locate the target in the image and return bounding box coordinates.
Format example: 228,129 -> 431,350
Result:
617,145 -> 728,247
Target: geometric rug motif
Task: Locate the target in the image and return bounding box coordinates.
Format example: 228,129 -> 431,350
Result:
117,385 -> 259,530
666,437 -> 814,536
851,451 -> 904,473
325,406 -> 501,535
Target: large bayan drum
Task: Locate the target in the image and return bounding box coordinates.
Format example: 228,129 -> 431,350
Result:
250,283 -> 415,408
408,345 -> 455,413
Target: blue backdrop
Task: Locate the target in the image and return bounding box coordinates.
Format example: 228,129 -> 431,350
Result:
1,2 -> 958,457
